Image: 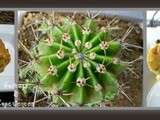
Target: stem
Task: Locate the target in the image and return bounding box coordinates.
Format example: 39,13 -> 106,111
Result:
31,25 -> 39,42
121,25 -> 134,42
19,41 -> 33,59
35,96 -> 48,104
118,85 -> 134,105
123,43 -> 143,49
32,87 -> 38,107
91,11 -> 101,19
59,96 -> 71,107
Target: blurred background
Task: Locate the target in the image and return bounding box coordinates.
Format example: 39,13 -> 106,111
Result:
145,10 -> 160,107
0,11 -> 15,107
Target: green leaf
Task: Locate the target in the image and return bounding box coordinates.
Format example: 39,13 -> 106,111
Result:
107,63 -> 125,75
100,72 -> 118,100
70,24 -> 82,41
90,31 -> 106,47
59,71 -> 74,92
83,18 -> 97,31
105,41 -> 121,56
88,41 -> 121,57
71,86 -> 86,105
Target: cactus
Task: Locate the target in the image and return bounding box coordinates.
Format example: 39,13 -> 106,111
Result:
19,12 -> 142,107
147,40 -> 160,80
0,39 -> 10,73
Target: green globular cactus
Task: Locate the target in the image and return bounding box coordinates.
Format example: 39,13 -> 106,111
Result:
19,15 -> 125,107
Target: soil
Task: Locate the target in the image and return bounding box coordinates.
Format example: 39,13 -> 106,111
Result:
18,11 -> 143,107
0,11 -> 14,24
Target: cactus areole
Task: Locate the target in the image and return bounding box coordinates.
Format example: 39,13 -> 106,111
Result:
21,16 -> 125,107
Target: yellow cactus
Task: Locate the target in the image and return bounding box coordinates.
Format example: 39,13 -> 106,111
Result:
147,40 -> 160,77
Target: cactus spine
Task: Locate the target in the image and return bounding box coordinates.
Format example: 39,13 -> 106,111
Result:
19,13 -> 127,107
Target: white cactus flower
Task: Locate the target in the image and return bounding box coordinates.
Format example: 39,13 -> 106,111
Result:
76,78 -> 86,87
83,61 -> 91,68
45,37 -> 54,46
96,64 -> 106,73
89,52 -> 96,60
62,33 -> 70,42
68,64 -> 76,72
85,42 -> 92,49
82,27 -> 91,35
75,40 -> 81,47
56,49 -> 64,59
48,65 -> 57,76
100,41 -> 109,50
